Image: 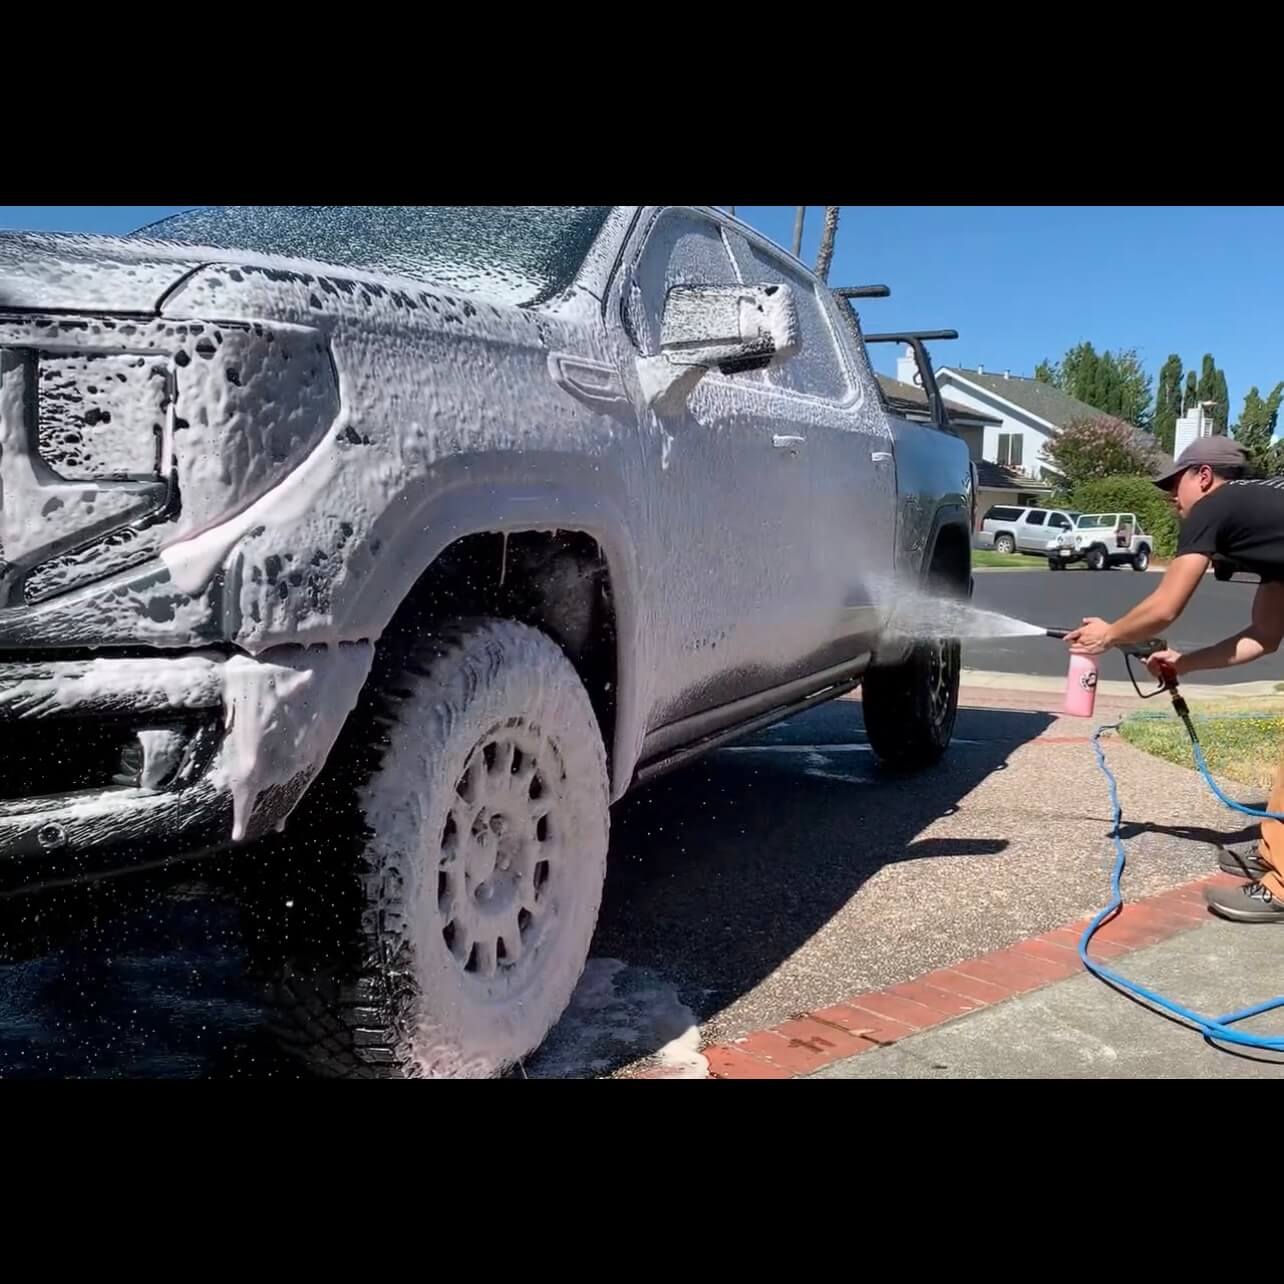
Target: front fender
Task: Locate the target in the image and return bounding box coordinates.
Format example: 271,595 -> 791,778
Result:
277,458 -> 648,803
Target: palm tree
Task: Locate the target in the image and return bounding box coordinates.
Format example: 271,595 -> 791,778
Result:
814,206 -> 841,282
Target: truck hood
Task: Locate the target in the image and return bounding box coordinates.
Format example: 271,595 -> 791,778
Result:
0,229 -> 559,317
0,231 -> 216,313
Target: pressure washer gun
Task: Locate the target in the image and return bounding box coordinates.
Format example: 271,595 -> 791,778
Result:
1044,630 -> 1187,719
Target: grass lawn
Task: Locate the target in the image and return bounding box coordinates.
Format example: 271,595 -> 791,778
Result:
972,550 -> 1041,569
1119,698 -> 1284,789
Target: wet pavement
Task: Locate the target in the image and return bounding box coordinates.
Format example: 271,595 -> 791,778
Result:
0,691 -> 1247,1078
806,919 -> 1284,1079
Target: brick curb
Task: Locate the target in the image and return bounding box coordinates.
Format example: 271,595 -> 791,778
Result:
698,871 -> 1244,1080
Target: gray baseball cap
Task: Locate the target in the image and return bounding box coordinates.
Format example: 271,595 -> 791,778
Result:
1154,436 -> 1248,490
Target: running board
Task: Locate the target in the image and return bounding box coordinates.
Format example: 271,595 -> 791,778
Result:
630,674 -> 864,789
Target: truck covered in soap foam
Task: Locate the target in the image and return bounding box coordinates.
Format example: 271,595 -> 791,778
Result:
0,206 -> 973,1077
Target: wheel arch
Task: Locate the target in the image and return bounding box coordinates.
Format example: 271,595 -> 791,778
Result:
339,477 -> 646,802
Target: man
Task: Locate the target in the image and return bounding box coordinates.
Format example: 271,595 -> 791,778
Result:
1065,436 -> 1284,923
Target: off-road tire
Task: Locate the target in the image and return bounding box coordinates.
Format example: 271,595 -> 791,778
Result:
864,558 -> 962,773
863,635 -> 961,770
1085,545 -> 1107,571
263,618 -> 609,1079
1132,545 -> 1150,572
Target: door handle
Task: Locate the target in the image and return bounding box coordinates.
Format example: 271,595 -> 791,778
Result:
773,434 -> 806,453
871,450 -> 893,463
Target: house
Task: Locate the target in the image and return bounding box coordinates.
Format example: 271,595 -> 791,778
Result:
880,356 -> 1059,521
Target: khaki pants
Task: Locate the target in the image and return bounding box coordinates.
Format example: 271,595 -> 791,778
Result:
1258,755 -> 1284,898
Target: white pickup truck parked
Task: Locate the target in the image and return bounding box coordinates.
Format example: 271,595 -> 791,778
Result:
1050,511 -> 1152,571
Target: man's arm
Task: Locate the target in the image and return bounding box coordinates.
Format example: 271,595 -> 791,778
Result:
1150,579 -> 1284,675
1065,554 -> 1209,654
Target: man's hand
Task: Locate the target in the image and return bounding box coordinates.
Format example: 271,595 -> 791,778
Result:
1144,648 -> 1184,679
1065,617 -> 1113,655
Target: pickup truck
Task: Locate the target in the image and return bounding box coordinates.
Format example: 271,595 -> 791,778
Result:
0,206 -> 973,1078
1050,511 -> 1152,571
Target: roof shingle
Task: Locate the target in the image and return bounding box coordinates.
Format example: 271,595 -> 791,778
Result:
876,374 -> 1002,426
941,368 -> 1113,428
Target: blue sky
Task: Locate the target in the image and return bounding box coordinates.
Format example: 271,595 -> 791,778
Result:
3,205 -> 1281,427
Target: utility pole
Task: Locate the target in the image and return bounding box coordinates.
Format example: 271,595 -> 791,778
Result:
791,206 -> 806,258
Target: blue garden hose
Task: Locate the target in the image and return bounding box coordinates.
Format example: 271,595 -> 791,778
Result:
1083,721 -> 1284,1053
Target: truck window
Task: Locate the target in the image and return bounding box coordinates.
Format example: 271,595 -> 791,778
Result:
1048,513 -> 1071,529
628,211 -> 741,358
727,239 -> 851,403
985,506 -> 1022,522
1025,511 -> 1046,526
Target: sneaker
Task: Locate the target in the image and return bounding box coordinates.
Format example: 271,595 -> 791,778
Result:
1217,841 -> 1271,880
1205,881 -> 1284,924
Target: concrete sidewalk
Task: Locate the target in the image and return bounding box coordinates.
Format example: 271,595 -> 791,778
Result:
806,919 -> 1284,1079
690,682 -> 1283,1081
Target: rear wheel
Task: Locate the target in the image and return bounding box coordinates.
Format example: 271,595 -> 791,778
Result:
864,559 -> 962,771
1132,545 -> 1150,572
994,534 -> 1016,555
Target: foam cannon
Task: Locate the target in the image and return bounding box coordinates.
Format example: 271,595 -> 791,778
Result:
1044,630 -> 1177,718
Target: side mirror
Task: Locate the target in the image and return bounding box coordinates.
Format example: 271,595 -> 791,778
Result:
637,283 -> 801,413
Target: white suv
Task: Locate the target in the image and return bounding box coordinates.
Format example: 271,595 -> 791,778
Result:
977,504 -> 1079,556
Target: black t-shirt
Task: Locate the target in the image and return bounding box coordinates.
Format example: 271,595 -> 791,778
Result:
1176,478 -> 1284,580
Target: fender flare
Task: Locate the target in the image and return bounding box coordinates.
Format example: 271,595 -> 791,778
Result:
329,461 -> 647,804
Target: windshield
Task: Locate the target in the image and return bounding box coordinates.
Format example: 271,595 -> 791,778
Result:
1076,514 -> 1119,529
131,206 -> 612,307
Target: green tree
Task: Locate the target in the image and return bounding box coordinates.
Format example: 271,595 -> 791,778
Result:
1233,382 -> 1284,471
1152,354 -> 1183,454
1040,342 -> 1151,424
1214,369 -> 1230,433
1041,415 -> 1160,492
1195,354 -> 1228,429
1197,353 -> 1218,407
1110,348 -> 1152,427
1184,370 -> 1199,413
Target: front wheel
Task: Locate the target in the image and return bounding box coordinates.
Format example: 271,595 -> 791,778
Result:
863,634 -> 961,771
267,618 -> 610,1079
1085,545 -> 1107,571
1048,558 -> 1065,571
1132,546 -> 1150,572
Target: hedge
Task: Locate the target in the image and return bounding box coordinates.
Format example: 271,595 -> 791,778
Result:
1067,474 -> 1178,558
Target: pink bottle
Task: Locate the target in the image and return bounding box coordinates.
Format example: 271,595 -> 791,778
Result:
1064,653 -> 1099,717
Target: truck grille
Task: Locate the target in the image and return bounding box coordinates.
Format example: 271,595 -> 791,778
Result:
37,350 -> 167,479
0,318 -> 179,608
